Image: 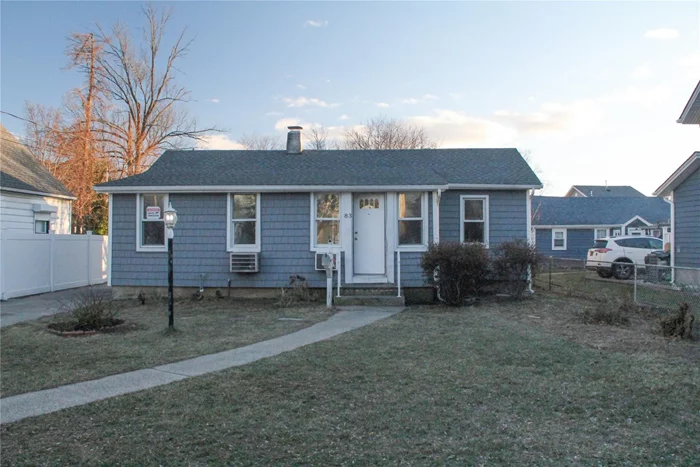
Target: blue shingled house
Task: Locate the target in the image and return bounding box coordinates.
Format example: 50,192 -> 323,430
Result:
532,196 -> 671,260
654,153 -> 700,280
94,126 -> 542,301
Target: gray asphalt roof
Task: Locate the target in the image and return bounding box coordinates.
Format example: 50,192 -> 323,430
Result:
95,148 -> 542,190
571,185 -> 645,197
678,80 -> 700,124
0,126 -> 74,198
533,196 -> 671,226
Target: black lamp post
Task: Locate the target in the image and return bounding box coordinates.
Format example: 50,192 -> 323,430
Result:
164,202 -> 178,329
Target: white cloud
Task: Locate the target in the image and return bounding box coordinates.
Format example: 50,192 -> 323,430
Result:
409,110 -> 518,147
296,84 -> 306,90
265,111 -> 283,117
197,134 -> 244,150
401,94 -> 438,104
631,63 -> 653,79
282,96 -> 339,108
339,114 -> 349,120
208,98 -> 220,103
644,28 -> 679,40
304,20 -> 328,28
274,118 -> 305,132
376,102 -> 390,108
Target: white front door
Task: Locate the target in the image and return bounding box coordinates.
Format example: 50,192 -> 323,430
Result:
353,193 -> 386,275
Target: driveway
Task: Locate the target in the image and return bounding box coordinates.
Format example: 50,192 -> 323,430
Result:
0,285 -> 111,328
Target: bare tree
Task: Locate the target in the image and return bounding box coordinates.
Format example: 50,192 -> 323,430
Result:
238,132 -> 282,150
304,124 -> 329,150
344,116 -> 438,150
89,5 -> 220,176
23,103 -> 68,174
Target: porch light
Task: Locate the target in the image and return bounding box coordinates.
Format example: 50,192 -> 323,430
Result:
164,202 -> 178,230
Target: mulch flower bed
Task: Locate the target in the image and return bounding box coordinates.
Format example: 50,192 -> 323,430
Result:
47,319 -> 131,337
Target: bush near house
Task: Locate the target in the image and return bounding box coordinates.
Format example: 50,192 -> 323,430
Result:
492,240 -> 542,300
420,242 -> 490,306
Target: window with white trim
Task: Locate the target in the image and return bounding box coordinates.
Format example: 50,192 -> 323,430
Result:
552,228 -> 567,250
460,195 -> 489,245
595,228 -> 608,240
229,193 -> 260,251
398,192 -> 426,247
313,193 -> 340,247
138,194 -> 167,250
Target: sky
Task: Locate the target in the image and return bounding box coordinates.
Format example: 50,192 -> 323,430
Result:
1,1 -> 699,196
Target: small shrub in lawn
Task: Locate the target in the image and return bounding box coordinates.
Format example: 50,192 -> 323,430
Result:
659,303 -> 695,339
580,299 -> 631,326
277,275 -> 316,307
492,240 -> 542,300
51,289 -> 122,333
420,241 -> 489,306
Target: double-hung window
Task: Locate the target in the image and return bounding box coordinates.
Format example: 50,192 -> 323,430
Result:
229,194 -> 260,252
552,228 -> 567,250
138,193 -> 167,250
314,193 -> 340,247
460,195 -> 489,245
398,192 -> 427,248
595,228 -> 608,240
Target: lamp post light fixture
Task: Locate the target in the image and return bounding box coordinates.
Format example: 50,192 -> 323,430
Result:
164,202 -> 178,329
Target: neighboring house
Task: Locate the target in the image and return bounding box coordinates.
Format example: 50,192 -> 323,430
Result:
0,125 -> 74,233
532,196 -> 671,260
564,185 -> 645,198
653,153 -> 700,278
94,126 -> 542,300
676,80 -> 700,125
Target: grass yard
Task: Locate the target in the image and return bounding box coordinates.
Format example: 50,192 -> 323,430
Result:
0,298 -> 331,397
2,293 -> 698,465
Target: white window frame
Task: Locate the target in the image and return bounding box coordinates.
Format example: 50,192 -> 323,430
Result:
34,219 -> 50,234
136,193 -> 169,252
397,191 -> 429,251
227,193 -> 261,253
594,228 -> 608,240
552,228 -> 567,251
310,193 -> 341,250
460,195 -> 490,247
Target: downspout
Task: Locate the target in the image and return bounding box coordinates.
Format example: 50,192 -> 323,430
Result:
433,188 -> 446,303
526,189 -> 534,294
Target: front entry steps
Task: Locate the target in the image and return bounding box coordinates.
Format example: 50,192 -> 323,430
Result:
334,285 -> 405,307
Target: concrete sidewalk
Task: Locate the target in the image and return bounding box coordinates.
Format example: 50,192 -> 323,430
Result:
0,285 -> 111,328
0,306 -> 401,425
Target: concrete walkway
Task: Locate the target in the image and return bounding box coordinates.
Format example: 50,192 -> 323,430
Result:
0,285 -> 111,328
0,306 -> 401,425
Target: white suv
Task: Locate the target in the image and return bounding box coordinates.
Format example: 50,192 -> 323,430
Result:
586,235 -> 665,280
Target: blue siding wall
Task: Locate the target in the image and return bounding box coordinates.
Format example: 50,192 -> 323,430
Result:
674,166 -> 700,267
112,193 -> 330,288
439,190 -> 528,245
535,228 -> 594,260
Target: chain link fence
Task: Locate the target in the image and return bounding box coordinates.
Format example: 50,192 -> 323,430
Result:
533,256 -> 700,312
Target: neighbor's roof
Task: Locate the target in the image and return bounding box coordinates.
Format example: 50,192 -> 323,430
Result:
653,152 -> 700,197
567,185 -> 645,197
0,125 -> 74,199
532,196 -> 670,226
94,148 -> 542,192
677,80 -> 700,124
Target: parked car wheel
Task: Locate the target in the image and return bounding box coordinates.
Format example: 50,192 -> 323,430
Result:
612,260 -> 633,280
597,269 -> 613,279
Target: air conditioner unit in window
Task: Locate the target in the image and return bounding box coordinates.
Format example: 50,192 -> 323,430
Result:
315,252 -> 337,271
230,253 -> 259,273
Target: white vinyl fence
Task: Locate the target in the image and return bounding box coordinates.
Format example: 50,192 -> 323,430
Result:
0,231 -> 108,300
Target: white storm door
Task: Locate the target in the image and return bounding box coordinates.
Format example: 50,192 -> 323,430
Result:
353,194 -> 386,275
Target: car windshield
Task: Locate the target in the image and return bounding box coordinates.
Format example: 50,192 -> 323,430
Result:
594,240 -> 608,248
649,238 -> 663,250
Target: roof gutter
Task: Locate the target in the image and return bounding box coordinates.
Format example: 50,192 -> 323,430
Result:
95,183 -> 542,194
652,153 -> 700,197
0,187 -> 77,200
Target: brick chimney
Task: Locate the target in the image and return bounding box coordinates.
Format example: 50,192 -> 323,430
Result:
286,126 -> 303,154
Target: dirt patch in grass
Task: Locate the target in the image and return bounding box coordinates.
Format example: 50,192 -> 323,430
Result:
0,298 -> 331,397
1,294 -> 698,465
492,292 -> 700,362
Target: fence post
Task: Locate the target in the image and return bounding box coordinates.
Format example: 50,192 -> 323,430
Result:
49,231 -> 55,292
548,256 -> 553,291
87,231 -> 92,286
633,263 -> 638,304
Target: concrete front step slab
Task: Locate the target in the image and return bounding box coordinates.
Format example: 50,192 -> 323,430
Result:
334,295 -> 405,307
340,287 -> 398,296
